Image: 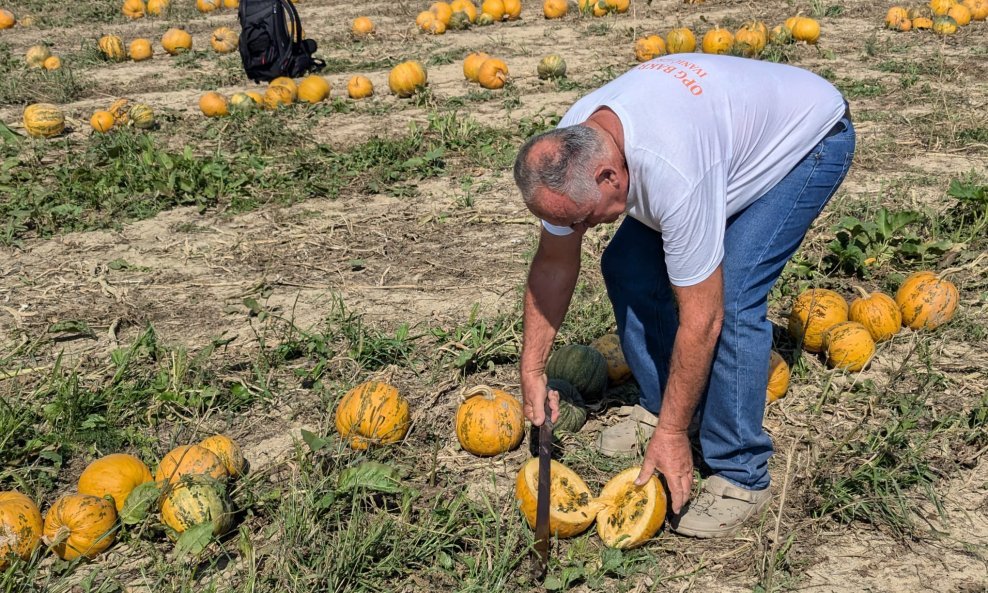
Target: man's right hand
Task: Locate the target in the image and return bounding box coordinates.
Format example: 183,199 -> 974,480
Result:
521,372 -> 560,426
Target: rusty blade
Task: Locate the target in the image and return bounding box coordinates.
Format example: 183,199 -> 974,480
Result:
533,397 -> 553,579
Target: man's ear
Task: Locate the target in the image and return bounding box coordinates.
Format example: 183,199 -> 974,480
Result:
595,165 -> 618,188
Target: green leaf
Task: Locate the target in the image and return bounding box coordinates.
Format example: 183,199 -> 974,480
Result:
174,522 -> 215,559
120,481 -> 162,525
337,461 -> 403,494
48,320 -> 96,338
300,429 -> 328,453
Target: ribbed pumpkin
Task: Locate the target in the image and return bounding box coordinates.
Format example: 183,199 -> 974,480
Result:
0,492 -> 43,570
129,103 -> 155,129
42,494 -> 117,561
197,0 -> 220,12
463,51 -> 490,81
551,378 -> 588,433
790,17 -> 820,43
537,54 -> 567,80
210,27 -> 238,54
90,110 -> 115,133
351,16 -> 374,36
199,92 -> 230,117
42,56 -> 61,70
478,58 -> 509,89
788,288 -> 849,353
155,444 -> 229,485
263,84 -> 294,109
591,333 -> 631,385
26,45 -> 51,69
964,0 -> 988,20
162,28 -> 192,55
734,26 -> 766,56
476,12 -> 495,25
122,0 -> 146,18
895,271 -> 959,330
545,344 -> 609,403
455,385 -> 525,456
147,0 -> 169,15
702,27 -> 734,54
128,38 -> 153,61
98,34 -> 126,61
449,10 -> 472,29
886,6 -> 909,27
515,458 -> 601,538
23,103 -> 65,138
108,98 -> 131,125
948,2 -> 973,22
766,350 -> 790,403
334,381 -> 411,450
502,0 -> 521,19
160,476 -> 233,538
0,9 -> 15,29
849,287 -> 901,342
389,60 -> 428,98
451,0 -> 478,22
930,0 -> 956,15
823,321 -> 875,372
77,454 -> 153,512
543,0 -> 567,18
198,435 -> 247,478
481,0 -> 506,20
347,75 -> 374,99
297,75 -> 331,103
596,467 -> 666,549
635,35 -> 666,61
270,76 -> 298,98
666,28 -> 697,54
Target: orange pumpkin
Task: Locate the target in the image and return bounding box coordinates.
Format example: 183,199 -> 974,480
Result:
886,6 -> 910,27
481,0 -> 506,21
455,385 -> 525,456
502,0 -> 521,20
766,350 -> 790,403
297,75 -> 331,103
197,0 -> 220,12
963,0 -> 988,20
451,0 -> 478,22
334,381 -> 411,450
930,0 -> 956,15
90,110 -> 115,133
122,0 -> 146,18
666,28 -> 697,53
591,333 -> 631,384
162,28 -> 192,55
42,494 -> 117,561
515,458 -> 600,538
147,0 -> 170,15
543,0 -> 567,18
198,434 -> 247,478
634,35 -> 666,61
823,321 -> 875,372
0,492 -> 43,570
347,75 -> 374,99
352,16 -> 375,37
388,60 -> 428,97
790,17 -> 821,43
263,84 -> 295,109
946,3 -> 972,24
912,15 -> 934,27
155,444 -> 229,484
0,9 -> 15,29
77,454 -> 153,511
595,467 -> 665,549
42,56 -> 61,70
430,1 -> 454,24
477,58 -> 509,89
895,271 -> 959,330
734,26 -> 766,56
849,287 -> 901,342
463,51 -> 491,81
788,288 -> 849,353
128,38 -> 153,61
210,27 -> 239,53
702,27 -> 734,54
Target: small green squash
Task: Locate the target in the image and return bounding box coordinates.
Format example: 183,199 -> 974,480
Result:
546,344 -> 608,403
537,54 -> 567,80
528,379 -> 587,456
160,475 -> 233,539
128,103 -> 155,129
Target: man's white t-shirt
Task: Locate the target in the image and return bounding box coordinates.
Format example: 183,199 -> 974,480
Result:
543,54 -> 845,287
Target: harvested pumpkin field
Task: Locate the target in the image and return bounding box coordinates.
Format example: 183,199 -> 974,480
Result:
1,0 -> 987,590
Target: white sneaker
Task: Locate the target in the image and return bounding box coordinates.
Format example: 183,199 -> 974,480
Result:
671,475 -> 771,538
596,405 -> 657,457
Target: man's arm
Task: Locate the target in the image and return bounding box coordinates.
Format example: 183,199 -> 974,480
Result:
520,227 -> 584,425
636,265 -> 724,513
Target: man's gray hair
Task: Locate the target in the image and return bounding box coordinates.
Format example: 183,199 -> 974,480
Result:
513,125 -> 604,208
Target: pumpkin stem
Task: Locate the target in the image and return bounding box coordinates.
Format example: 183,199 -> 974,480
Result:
461,384 -> 495,402
852,285 -> 871,300
42,525 -> 72,548
939,253 -> 987,279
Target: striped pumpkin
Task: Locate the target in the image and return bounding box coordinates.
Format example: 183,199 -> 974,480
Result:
23,103 -> 65,138
896,271 -> 959,330
98,34 -> 126,61
455,385 -> 524,456
160,476 -> 233,537
128,103 -> 155,129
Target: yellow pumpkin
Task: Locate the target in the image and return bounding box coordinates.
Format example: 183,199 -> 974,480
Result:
245,90 -> 264,104
26,45 -> 51,69
162,28 -> 192,55
223,0 -> 239,7
502,0 -> 521,19
334,381 -> 411,449
388,60 -> 428,98
270,76 -> 298,97
455,385 -> 524,456
128,38 -> 153,61
930,0 -> 956,15
42,494 -> 117,561
122,0 -> 146,18
886,6 -> 909,27
463,52 -> 490,81
477,57 -> 509,89
666,28 -> 697,53
90,110 -> 115,133
963,0 -> 988,20
129,103 -> 155,129
769,24 -> 794,44
932,14 -> 960,33
263,84 -> 295,109
515,458 -> 601,538
895,271 -> 959,330
108,98 -> 131,125
430,1 -> 454,24
734,26 -> 766,56
946,3 -> 972,24
784,16 -> 800,30
606,0 -> 630,13
481,0 -> 506,21
416,10 -> 435,30
912,15 -> 934,27
352,16 -> 375,36
766,350 -> 790,403
595,467 -> 666,549
160,476 -> 233,538
543,0 -> 567,18
146,0 -> 170,15
347,75 -> 374,99
702,27 -> 734,54
197,0 -> 220,12
591,333 -> 631,384
230,92 -> 257,112
198,435 -> 247,478
790,17 -> 821,43
451,0 -> 478,21
0,9 -> 15,29
0,492 -> 43,570
155,444 -> 229,484
77,454 -> 153,512
823,321 -> 875,372
297,75 -> 331,103
42,56 -> 61,70
849,287 -> 901,342
98,34 -> 126,61
634,34 -> 666,61
210,27 -> 238,54
788,288 -> 849,353
23,103 -> 65,138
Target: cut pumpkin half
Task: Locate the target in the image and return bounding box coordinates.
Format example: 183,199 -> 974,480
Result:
595,467 -> 666,548
515,458 -> 601,538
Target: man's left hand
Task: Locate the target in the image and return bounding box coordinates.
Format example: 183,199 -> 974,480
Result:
635,426 -> 693,514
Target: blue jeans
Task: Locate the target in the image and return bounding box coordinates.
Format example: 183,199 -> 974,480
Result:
601,114 -> 855,490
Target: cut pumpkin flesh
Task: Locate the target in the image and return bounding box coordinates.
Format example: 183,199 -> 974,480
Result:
515,458 -> 600,538
595,467 -> 666,548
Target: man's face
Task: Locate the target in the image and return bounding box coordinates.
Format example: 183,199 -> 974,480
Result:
534,185 -> 626,233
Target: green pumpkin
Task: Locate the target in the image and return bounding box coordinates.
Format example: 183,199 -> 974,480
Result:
128,103 -> 155,129
528,379 -> 587,457
160,475 -> 233,540
537,54 -> 567,80
476,12 -> 494,25
545,344 -> 608,403
449,10 -> 472,29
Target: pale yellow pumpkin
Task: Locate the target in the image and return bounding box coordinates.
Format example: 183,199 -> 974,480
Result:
160,476 -> 233,537
788,288 -> 849,353
823,321 -> 875,372
455,385 -> 525,456
591,333 -> 631,384
78,454 -> 153,512
515,458 -> 601,538
42,494 -> 117,561
595,467 -> 666,549
26,45 -> 51,69
0,492 -> 43,570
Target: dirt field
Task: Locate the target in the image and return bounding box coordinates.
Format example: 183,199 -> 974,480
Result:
1,0 -> 987,591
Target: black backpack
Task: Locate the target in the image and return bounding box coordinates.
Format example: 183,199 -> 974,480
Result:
238,0 -> 324,83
